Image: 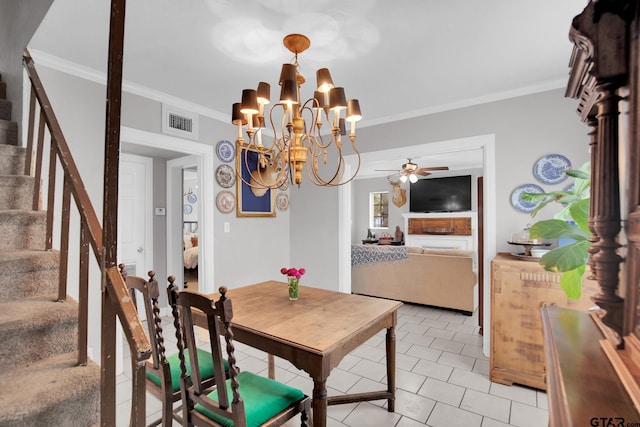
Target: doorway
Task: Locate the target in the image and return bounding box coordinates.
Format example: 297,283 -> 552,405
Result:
340,134 -> 496,354
120,126 -> 215,295
182,167 -> 199,290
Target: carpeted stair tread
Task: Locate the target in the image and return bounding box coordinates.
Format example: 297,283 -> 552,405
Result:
0,210 -> 46,251
0,144 -> 26,175
0,118 -> 18,146
0,249 -> 59,272
0,297 -> 78,370
0,176 -> 35,210
0,297 -> 77,336
0,352 -> 100,427
0,250 -> 59,300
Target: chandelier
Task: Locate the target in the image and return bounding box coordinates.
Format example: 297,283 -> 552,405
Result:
231,33 -> 362,189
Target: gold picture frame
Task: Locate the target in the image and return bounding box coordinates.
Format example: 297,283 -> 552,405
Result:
235,142 -> 276,218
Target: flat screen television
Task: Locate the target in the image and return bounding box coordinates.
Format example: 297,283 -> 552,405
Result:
409,175 -> 472,213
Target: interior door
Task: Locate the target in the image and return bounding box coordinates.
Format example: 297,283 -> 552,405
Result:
118,153 -> 153,319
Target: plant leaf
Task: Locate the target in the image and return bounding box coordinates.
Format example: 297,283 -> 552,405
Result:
558,265 -> 585,299
565,169 -> 590,180
529,219 -> 590,241
538,240 -> 591,272
568,198 -> 590,233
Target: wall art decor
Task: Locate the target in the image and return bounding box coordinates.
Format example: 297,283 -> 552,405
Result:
235,142 -> 276,217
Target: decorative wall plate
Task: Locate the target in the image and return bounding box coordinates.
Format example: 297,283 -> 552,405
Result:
187,193 -> 198,204
278,177 -> 290,191
276,192 -> 289,211
215,164 -> 235,188
510,183 -> 544,213
216,190 -> 235,214
183,204 -> 193,214
533,154 -> 571,185
216,139 -> 235,163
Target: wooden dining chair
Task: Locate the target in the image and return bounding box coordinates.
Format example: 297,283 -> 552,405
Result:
121,266 -> 223,426
167,283 -> 311,427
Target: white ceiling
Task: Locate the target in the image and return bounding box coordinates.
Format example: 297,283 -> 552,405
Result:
28,0 -> 586,175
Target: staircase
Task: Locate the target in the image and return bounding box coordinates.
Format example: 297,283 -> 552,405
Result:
0,74 -> 100,426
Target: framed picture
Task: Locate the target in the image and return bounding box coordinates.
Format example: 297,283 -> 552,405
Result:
235,142 -> 276,217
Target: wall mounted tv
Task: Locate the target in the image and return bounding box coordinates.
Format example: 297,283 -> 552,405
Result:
409,175 -> 472,213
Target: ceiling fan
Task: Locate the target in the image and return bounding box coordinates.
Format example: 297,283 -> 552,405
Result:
376,159 -> 449,183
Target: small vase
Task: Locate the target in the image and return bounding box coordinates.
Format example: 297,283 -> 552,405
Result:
287,276 -> 299,300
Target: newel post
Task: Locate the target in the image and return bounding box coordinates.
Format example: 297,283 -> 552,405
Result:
100,0 -> 134,425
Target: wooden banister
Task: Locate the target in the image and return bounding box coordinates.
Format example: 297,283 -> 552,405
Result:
22,48 -> 151,425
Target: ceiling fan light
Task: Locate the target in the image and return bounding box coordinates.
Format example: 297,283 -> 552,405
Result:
399,174 -> 408,183
409,174 -> 418,183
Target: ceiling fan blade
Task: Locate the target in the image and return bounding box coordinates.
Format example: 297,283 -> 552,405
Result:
374,169 -> 402,172
415,170 -> 432,176
420,166 -> 449,171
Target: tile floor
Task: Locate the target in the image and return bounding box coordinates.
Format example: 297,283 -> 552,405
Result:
115,303 -> 549,427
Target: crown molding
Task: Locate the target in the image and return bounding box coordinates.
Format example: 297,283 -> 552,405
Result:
28,49 -> 566,129
28,49 -> 229,123
360,78 -> 568,128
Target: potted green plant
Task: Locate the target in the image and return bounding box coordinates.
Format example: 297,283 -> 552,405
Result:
520,161 -> 591,298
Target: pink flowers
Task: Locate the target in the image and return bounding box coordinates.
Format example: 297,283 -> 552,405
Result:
280,267 -> 306,279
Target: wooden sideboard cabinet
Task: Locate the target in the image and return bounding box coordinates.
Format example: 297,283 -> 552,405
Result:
407,217 -> 471,236
490,253 -> 598,389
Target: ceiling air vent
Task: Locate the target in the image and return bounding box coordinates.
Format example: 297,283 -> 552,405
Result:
162,104 -> 199,140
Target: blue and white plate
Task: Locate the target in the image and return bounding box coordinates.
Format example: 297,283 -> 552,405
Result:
533,154 -> 571,185
511,183 -> 545,213
183,204 -> 193,214
216,139 -> 235,163
187,193 -> 197,204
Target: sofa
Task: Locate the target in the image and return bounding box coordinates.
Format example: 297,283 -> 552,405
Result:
351,245 -> 477,314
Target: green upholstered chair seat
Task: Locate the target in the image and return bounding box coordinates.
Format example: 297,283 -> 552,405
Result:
146,348 -> 228,393
195,371 -> 305,427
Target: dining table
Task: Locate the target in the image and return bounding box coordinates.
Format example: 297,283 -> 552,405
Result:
205,280 -> 402,427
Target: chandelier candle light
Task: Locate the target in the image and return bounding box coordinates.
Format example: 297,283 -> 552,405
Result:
232,33 -> 363,189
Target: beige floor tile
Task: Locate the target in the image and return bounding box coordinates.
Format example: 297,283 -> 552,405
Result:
342,402 -> 402,427
430,337 -> 465,353
461,389 -> 511,423
427,402 -> 483,427
395,368 -> 427,394
489,382 -> 538,407
437,351 -> 476,370
413,358 -> 453,382
391,388 -> 436,423
449,368 -> 492,393
509,401 -> 549,427
406,343 -> 442,361
418,377 -> 466,407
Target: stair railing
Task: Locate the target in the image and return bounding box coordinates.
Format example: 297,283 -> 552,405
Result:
22,49 -> 151,426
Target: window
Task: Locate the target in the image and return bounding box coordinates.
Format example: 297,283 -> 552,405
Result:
370,192 -> 389,228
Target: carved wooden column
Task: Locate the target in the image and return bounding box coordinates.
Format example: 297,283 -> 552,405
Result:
568,2 -> 630,341
586,116 -> 600,279
591,81 -> 624,338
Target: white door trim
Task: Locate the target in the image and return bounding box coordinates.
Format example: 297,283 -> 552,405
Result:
119,126 -> 216,295
340,134 -> 496,355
